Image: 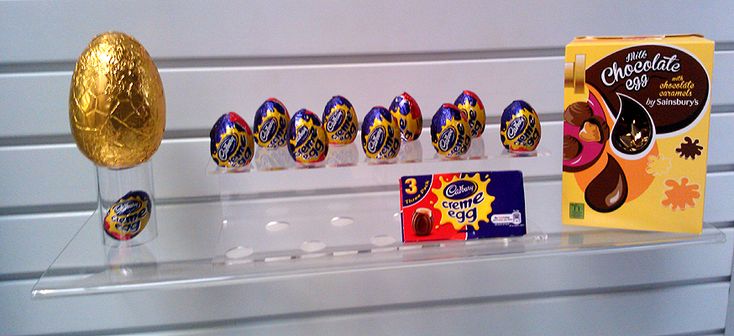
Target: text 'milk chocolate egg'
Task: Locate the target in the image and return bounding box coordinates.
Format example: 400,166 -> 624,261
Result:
287,109 -> 329,164
361,106 -> 401,160
454,90 -> 486,138
69,32 -> 166,169
322,95 -> 358,145
253,98 -> 290,148
210,112 -> 254,168
431,104 -> 471,158
500,100 -> 541,152
389,92 -> 423,142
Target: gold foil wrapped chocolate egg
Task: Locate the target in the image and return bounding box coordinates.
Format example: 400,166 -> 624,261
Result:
69,32 -> 166,169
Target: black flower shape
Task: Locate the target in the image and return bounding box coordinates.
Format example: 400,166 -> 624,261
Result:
676,137 -> 703,160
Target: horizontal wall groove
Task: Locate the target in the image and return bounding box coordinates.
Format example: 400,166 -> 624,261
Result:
0,202 -> 96,216
712,222 -> 734,230
715,41 -> 734,51
3,109 -> 733,147
0,134 -> 74,147
0,48 -> 567,75
2,46 -> 734,76
711,105 -> 734,114
0,271 -> 43,282
665,329 -> 726,336
709,165 -> 734,173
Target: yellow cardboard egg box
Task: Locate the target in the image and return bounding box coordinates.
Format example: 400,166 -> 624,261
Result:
562,35 -> 714,233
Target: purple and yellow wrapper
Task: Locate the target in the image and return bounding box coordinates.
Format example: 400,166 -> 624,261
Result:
431,104 -> 471,158
389,92 -> 423,142
500,100 -> 541,152
210,112 -> 254,168
253,98 -> 290,148
361,106 -> 401,160
287,109 -> 329,163
454,90 -> 486,138
104,190 -> 152,241
323,95 -> 358,145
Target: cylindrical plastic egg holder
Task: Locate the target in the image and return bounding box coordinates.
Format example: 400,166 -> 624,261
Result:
97,161 -> 158,247
210,128 -> 551,265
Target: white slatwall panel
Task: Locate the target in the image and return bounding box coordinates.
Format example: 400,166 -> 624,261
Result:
129,283 -> 729,336
2,1 -> 732,64
0,211 -> 91,276
2,52 -> 733,139
0,144 -> 95,209
1,1 -> 733,335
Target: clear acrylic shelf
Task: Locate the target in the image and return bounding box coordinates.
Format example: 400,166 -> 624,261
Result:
32,198 -> 725,298
32,132 -> 726,298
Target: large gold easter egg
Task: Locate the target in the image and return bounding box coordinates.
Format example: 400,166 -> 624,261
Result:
69,32 -> 165,169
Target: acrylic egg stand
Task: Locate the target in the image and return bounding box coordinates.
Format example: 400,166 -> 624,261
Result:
31,126 -> 725,298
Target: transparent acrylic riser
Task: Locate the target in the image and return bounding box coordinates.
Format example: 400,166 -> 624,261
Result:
32,129 -> 726,298
209,136 -> 554,195
210,133 -> 554,263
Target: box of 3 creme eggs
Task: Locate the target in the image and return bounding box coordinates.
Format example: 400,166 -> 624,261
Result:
400,171 -> 526,242
562,35 -> 714,233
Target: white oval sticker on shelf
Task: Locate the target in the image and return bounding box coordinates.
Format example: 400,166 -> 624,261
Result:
301,240 -> 326,252
330,216 -> 354,227
266,221 -> 290,232
225,246 -> 254,259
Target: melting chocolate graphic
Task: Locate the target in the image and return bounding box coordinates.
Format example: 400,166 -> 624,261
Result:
611,95 -> 653,155
585,154 -> 628,213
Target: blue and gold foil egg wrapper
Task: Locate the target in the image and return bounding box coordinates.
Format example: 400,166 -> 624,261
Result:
454,90 -> 486,138
500,100 -> 541,152
361,106 -> 401,160
104,190 -> 152,241
210,112 -> 254,168
431,104 -> 472,158
253,98 -> 290,148
388,92 -> 422,142
287,109 -> 329,164
322,95 -> 358,145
